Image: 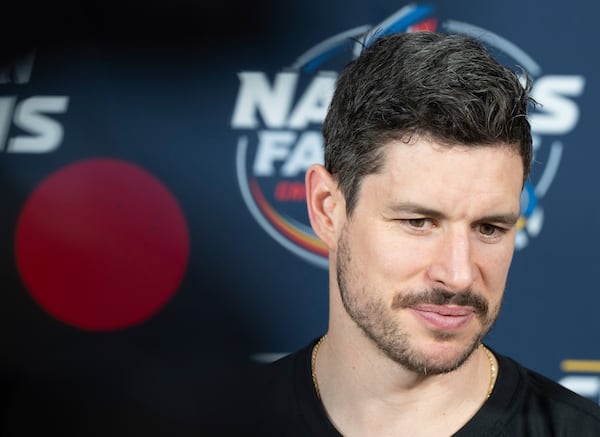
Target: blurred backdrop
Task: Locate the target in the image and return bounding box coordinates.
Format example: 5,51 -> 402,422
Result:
0,0 -> 598,435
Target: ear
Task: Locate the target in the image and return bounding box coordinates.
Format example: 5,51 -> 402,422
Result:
305,164 -> 344,249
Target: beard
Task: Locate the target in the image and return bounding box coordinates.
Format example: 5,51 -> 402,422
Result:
336,225 -> 501,375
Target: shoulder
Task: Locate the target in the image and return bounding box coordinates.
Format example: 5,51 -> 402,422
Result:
498,353 -> 600,433
252,342 -> 309,385
241,341 -> 318,436
523,363 -> 600,421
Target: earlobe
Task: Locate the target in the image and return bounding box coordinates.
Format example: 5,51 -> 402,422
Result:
305,164 -> 342,248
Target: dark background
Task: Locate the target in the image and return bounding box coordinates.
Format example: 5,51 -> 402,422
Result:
0,1 -> 598,435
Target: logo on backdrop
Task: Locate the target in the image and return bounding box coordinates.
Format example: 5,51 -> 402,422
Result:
0,51 -> 69,153
2,53 -> 190,331
559,358 -> 600,405
230,4 -> 585,268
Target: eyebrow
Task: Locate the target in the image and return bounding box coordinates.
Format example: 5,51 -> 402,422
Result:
387,202 -> 520,226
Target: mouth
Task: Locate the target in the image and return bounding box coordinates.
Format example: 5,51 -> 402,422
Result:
408,304 -> 475,330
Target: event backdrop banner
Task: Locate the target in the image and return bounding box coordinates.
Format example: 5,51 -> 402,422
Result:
0,0 -> 598,434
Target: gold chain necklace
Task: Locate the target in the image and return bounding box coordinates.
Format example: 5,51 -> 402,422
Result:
311,335 -> 327,400
480,343 -> 497,400
311,335 -> 497,401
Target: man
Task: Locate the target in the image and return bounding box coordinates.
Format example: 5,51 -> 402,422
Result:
250,31 -> 600,436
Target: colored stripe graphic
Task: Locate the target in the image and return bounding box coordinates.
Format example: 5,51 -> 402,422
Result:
250,178 -> 328,257
561,360 -> 600,373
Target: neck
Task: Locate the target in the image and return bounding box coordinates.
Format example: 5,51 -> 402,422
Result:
314,326 -> 495,437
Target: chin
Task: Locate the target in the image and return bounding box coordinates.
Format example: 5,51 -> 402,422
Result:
418,337 -> 481,374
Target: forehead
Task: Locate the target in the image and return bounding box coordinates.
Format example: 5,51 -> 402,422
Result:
361,138 -> 524,213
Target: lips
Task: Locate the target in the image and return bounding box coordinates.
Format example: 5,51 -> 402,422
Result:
409,304 -> 475,330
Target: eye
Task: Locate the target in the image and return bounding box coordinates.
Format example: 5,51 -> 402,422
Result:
401,217 -> 435,232
408,218 -> 428,228
479,224 -> 496,235
478,223 -> 507,238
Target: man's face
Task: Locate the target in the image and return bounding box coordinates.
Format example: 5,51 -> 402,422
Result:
334,138 -> 523,374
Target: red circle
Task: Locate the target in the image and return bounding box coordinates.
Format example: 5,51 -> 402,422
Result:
14,158 -> 190,331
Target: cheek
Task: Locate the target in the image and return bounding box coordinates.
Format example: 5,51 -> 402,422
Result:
352,224 -> 430,280
478,243 -> 515,290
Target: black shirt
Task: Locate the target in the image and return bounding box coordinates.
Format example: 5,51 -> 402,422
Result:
249,338 -> 600,436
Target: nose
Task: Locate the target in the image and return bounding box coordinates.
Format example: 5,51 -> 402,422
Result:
427,227 -> 478,292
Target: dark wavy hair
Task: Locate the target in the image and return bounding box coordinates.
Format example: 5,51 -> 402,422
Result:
322,31 -> 534,215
